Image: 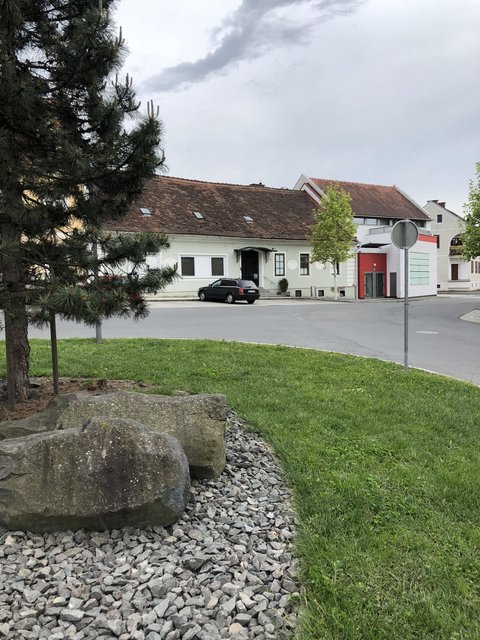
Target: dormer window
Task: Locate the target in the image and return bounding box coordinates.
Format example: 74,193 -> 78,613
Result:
140,207 -> 151,216
243,215 -> 253,223
193,211 -> 204,220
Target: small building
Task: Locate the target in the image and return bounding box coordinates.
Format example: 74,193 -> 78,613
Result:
424,199 -> 480,291
295,176 -> 436,298
105,176 -> 353,299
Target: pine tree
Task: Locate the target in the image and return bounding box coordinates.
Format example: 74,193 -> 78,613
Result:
309,184 -> 356,300
0,0 -> 176,405
462,162 -> 480,260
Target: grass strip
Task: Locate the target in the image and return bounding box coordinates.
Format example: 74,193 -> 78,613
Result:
2,338 -> 480,640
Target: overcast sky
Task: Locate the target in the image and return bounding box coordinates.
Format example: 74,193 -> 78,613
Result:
115,0 -> 480,214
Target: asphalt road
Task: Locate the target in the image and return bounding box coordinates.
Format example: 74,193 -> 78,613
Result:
25,294 -> 480,385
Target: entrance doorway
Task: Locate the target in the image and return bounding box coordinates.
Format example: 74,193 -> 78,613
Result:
451,264 -> 459,281
241,250 -> 259,285
364,272 -> 384,298
389,272 -> 397,298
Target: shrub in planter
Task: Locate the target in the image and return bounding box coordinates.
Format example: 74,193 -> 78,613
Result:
278,278 -> 289,294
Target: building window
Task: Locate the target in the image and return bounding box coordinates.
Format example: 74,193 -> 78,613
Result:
180,257 -> 195,276
437,214 -> 443,223
365,218 -> 377,225
436,235 -> 440,249
274,253 -> 285,276
300,253 -> 310,276
211,257 -> 224,276
353,217 -> 364,224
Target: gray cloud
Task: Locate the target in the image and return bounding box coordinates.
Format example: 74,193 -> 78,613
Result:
143,0 -> 364,92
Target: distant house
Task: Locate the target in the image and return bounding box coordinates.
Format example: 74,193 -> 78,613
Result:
105,176 -> 345,299
295,176 -> 436,298
424,199 -> 480,291
105,174 -> 436,300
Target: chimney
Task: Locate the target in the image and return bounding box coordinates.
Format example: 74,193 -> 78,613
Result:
438,202 -> 446,208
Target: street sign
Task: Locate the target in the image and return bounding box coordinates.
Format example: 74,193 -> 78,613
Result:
391,219 -> 418,249
391,220 -> 419,370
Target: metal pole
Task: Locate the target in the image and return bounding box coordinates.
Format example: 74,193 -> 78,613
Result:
4,307 -> 16,409
404,246 -> 409,369
92,240 -> 103,344
95,320 -> 103,344
49,311 -> 60,395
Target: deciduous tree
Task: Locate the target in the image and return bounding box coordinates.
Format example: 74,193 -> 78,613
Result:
462,162 -> 480,261
309,184 -> 356,300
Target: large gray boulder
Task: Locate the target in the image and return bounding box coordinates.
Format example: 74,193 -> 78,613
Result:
57,392 -> 227,479
0,394 -> 79,440
0,417 -> 190,532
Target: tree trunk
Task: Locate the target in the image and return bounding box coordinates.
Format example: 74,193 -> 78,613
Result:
1,223 -> 30,404
3,291 -> 30,405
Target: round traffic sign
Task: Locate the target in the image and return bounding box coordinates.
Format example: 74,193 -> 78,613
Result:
391,220 -> 418,249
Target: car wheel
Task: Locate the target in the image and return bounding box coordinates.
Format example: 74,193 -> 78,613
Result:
226,293 -> 235,304
247,300 -> 255,304
199,292 -> 206,301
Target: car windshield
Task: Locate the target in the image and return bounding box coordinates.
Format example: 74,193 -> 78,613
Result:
239,280 -> 256,288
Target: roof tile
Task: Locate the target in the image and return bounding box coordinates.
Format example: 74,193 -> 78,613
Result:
104,175 -> 430,239
310,178 -> 430,221
105,176 -> 317,240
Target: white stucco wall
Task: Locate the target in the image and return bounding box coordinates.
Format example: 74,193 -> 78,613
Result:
394,240 -> 437,298
151,235 -> 356,299
424,201 -> 480,291
359,227 -> 437,297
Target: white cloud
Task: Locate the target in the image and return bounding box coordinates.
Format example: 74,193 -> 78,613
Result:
115,0 -> 480,213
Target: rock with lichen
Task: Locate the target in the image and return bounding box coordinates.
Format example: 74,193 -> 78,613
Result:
0,416 -> 190,532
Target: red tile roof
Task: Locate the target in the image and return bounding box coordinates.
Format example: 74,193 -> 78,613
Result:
105,176 -> 317,240
309,178 -> 430,221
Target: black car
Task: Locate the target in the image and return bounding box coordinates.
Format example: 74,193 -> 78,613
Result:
198,278 -> 260,304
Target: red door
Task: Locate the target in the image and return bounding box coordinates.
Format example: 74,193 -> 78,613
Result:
358,253 -> 387,298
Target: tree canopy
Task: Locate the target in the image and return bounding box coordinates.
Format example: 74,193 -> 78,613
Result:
309,184 -> 356,298
0,0 -> 176,404
462,162 -> 480,261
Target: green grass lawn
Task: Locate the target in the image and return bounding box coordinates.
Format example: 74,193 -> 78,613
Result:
3,338 -> 480,640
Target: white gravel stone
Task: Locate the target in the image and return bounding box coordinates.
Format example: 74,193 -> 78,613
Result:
0,415 -> 298,639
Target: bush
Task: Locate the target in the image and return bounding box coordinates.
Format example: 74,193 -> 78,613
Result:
278,278 -> 289,294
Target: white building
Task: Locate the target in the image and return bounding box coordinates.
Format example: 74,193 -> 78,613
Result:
106,176 -> 353,299
424,200 -> 480,291
106,174 -> 436,300
295,177 -> 436,298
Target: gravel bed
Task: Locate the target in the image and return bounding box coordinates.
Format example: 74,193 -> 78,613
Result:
0,414 -> 299,640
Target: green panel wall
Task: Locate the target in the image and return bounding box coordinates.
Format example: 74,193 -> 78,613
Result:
409,251 -> 430,285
